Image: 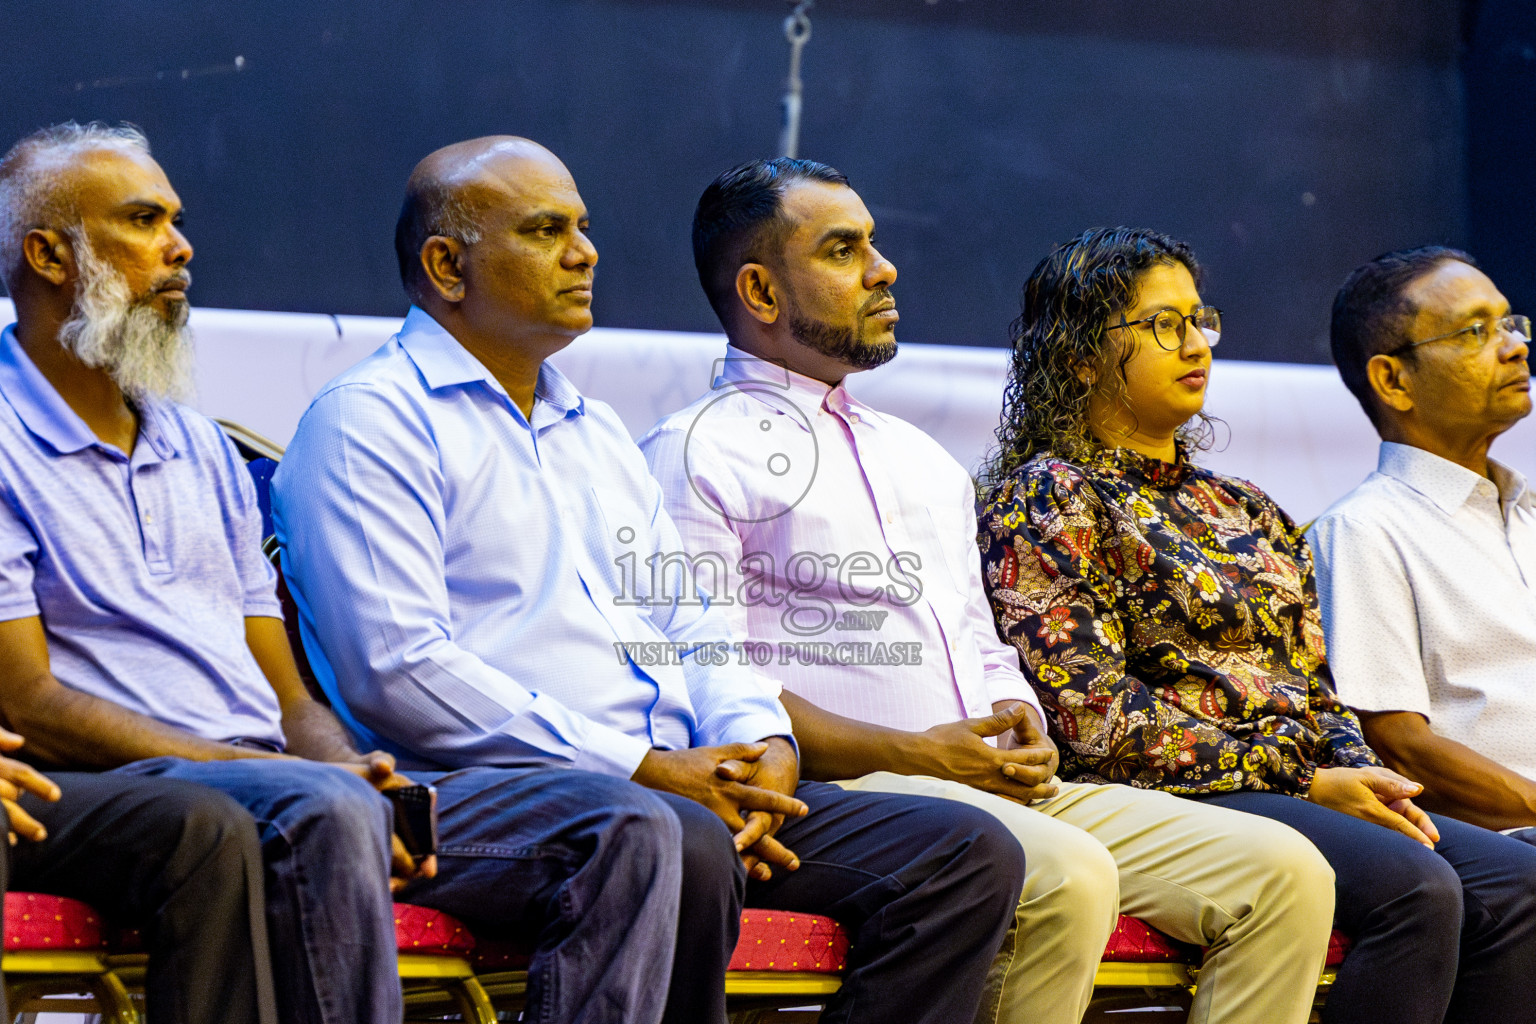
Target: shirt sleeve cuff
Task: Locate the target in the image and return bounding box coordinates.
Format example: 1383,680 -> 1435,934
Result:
1330,745 -> 1383,769
712,711 -> 801,764
572,725 -> 654,779
749,672 -> 785,699
986,676 -> 1046,723
0,595 -> 40,622
243,596 -> 285,618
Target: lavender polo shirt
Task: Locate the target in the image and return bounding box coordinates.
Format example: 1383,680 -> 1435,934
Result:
0,325 -> 287,748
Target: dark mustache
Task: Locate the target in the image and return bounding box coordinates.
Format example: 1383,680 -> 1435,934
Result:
860,289 -> 895,313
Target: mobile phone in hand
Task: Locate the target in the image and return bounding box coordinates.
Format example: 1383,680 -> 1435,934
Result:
385,784 -> 439,858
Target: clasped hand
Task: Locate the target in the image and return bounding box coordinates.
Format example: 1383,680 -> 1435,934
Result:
1307,765 -> 1440,848
634,740 -> 807,882
916,702 -> 1059,804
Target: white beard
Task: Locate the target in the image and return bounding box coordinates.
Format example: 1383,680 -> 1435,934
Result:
56,236 -> 194,403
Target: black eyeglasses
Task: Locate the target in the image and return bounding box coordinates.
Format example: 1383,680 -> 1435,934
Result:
1384,315 -> 1531,357
1106,305 -> 1222,351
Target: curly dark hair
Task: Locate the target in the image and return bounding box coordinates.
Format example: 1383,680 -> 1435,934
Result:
981,226 -> 1214,485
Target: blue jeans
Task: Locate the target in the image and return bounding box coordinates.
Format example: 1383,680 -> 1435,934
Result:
396,766 -> 683,1024
398,769 -> 1023,1024
117,757 -> 400,1024
1202,792 -> 1536,1024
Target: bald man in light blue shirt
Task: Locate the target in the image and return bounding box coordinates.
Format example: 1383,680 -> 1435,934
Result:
275,135 -> 1025,1024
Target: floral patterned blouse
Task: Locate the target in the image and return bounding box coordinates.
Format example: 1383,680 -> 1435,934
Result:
978,445 -> 1379,797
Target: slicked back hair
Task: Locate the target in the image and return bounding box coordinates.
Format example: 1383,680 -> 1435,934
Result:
394,176 -> 485,301
982,226 -> 1209,484
692,158 -> 849,324
0,121 -> 151,295
1330,245 -> 1478,429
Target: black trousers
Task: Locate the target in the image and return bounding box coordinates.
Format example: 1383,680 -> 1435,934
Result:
1202,791 -> 1536,1024
6,771 -> 275,1024
659,780 -> 1024,1024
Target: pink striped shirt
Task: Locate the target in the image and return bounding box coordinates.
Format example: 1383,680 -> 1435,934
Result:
639,347 -> 1042,733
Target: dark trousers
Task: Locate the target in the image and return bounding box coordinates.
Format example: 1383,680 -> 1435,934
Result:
1506,826 -> 1536,848
400,769 -> 1023,1024
660,780 -> 1023,1024
7,771 -> 275,1024
1203,791 -> 1536,1024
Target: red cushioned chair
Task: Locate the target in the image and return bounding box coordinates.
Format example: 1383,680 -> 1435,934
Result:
393,904 -> 495,1024
464,910 -> 851,1021
105,901 -> 494,1024
1085,915 -> 1352,1021
2,892 -> 137,1024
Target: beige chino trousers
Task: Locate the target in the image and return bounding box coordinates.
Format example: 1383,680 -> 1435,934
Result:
834,774 -> 1335,1024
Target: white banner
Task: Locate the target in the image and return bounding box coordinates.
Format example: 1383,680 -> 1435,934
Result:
3,298 -> 1529,522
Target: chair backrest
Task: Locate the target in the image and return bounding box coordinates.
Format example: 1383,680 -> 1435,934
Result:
217,420 -> 329,706
216,418 -> 284,541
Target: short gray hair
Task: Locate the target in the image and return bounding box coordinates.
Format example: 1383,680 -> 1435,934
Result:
394,178 -> 485,300
0,122 -> 151,295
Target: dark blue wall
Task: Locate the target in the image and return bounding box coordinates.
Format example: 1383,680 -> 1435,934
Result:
1,0 -> 1466,362
1466,0 -> 1536,327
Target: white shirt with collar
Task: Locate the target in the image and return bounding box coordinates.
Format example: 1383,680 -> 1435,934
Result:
638,346 -> 1043,735
1307,441 -> 1536,778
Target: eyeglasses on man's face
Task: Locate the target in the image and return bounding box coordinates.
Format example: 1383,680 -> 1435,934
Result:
1386,314 -> 1531,358
1107,305 -> 1222,352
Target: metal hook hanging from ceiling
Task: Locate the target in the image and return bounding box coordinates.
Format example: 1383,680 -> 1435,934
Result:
778,0 -> 814,158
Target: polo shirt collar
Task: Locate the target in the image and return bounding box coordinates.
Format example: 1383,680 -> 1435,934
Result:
714,344 -> 883,431
0,324 -> 179,461
396,305 -> 585,420
1377,441 -> 1528,514
132,401 -> 180,461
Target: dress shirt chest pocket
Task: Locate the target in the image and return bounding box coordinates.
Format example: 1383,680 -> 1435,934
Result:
926,504 -> 980,596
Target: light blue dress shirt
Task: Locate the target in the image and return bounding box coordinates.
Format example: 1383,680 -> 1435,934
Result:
0,325 -> 286,747
272,307 -> 794,776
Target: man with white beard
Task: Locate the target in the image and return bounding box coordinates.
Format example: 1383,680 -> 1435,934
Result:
50,214 -> 195,401
0,122 -> 423,1024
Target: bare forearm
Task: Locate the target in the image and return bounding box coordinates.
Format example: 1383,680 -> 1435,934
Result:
7,676 -> 283,769
1363,713 -> 1536,830
779,690 -> 934,782
245,616 -> 360,764
280,700 -> 361,763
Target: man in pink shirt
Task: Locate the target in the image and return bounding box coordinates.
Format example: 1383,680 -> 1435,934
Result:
640,159 -> 1337,1024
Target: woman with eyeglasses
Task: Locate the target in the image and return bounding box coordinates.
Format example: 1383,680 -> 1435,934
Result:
978,227 -> 1536,1024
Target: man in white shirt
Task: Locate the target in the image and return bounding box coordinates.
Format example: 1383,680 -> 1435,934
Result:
1309,246 -> 1536,841
640,158 -> 1337,1024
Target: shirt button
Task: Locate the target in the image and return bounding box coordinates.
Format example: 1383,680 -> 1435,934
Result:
849,413 -> 860,424
144,511 -> 154,524
884,511 -> 894,524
